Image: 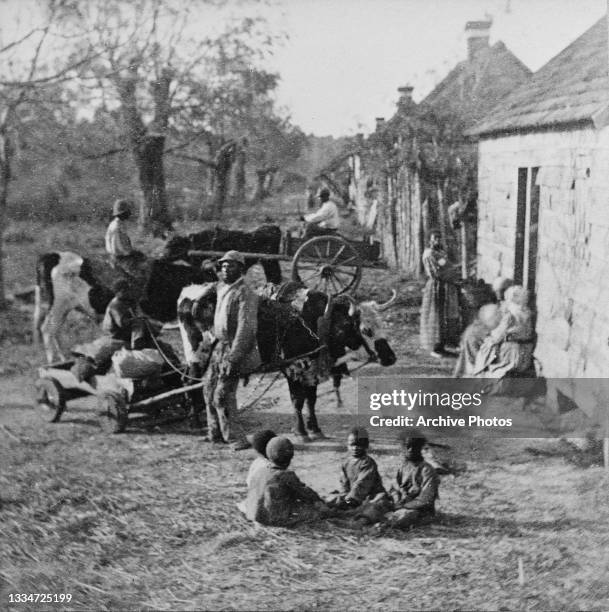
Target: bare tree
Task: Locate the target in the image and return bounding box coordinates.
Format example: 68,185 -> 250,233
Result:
0,1 -> 95,309
62,0 -> 279,233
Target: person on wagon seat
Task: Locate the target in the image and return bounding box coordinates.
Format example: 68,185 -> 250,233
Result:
102,279 -> 140,344
301,187 -> 339,239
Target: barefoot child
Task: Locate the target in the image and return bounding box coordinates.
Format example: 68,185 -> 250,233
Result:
386,434 -> 439,529
242,437 -> 327,527
326,427 -> 387,510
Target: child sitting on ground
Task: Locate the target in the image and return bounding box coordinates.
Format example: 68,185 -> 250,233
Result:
246,429 -> 276,487
326,427 -> 387,511
386,433 -> 439,529
242,436 -> 328,527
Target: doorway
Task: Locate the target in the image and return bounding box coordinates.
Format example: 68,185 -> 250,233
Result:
514,166 -> 540,292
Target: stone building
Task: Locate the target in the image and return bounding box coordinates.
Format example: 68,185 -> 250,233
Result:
469,17 -> 609,411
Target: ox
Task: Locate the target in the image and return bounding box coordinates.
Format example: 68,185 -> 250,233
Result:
162,224 -> 282,284
177,284 -> 397,439
329,290 -> 398,405
34,251 -> 217,363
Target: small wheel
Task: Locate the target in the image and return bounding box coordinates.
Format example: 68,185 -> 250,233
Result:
291,235 -> 362,296
35,378 -> 66,423
98,393 -> 128,434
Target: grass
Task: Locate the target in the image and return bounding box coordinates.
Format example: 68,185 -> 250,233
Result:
1,211 -> 609,610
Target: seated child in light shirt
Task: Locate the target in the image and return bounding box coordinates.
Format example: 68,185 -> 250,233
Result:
246,429 -> 276,487
242,437 -> 327,527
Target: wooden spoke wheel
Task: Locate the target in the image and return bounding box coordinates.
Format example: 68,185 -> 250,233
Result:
98,393 -> 128,434
35,378 -> 66,423
291,235 -> 362,296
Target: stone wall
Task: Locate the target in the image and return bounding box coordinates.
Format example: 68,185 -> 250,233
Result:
477,127 -> 609,385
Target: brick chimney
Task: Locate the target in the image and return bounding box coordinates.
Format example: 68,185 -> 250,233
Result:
397,85 -> 414,102
465,19 -> 491,61
375,117 -> 386,131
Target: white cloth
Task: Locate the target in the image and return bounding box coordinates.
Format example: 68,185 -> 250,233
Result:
304,201 -> 340,229
246,456 -> 270,487
105,218 -> 133,257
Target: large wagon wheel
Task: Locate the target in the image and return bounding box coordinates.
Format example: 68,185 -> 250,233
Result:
35,378 -> 66,423
98,392 -> 128,434
291,235 -> 362,296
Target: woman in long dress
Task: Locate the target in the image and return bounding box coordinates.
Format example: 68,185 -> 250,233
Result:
420,230 -> 460,358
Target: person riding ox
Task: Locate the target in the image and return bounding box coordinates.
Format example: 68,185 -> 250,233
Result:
104,199 -> 148,293
203,250 -> 261,448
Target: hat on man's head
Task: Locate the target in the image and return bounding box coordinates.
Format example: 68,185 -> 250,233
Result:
112,199 -> 132,217
218,250 -> 245,266
266,436 -> 294,466
319,187 -> 330,199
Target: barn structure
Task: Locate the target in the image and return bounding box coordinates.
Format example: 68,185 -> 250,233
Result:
469,17 -> 609,413
335,20 -> 531,275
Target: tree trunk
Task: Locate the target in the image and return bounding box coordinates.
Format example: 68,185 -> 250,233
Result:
235,144 -> 246,204
134,135 -> 172,236
266,170 -> 276,195
0,129 -> 11,310
254,169 -> 268,201
213,165 -> 230,217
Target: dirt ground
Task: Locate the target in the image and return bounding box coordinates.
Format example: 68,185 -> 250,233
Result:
1,217 -> 609,611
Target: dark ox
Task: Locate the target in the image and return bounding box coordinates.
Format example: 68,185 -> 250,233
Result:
177,285 -> 397,439
162,224 -> 282,284
34,251 -> 217,363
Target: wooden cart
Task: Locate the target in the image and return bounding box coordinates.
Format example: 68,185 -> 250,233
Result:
190,232 -> 384,297
34,361 -> 199,434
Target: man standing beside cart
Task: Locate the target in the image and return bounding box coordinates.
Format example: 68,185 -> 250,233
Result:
203,250 -> 261,449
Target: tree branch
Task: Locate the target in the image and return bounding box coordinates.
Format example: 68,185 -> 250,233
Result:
171,152 -> 217,169
82,146 -> 129,160
0,27 -> 43,55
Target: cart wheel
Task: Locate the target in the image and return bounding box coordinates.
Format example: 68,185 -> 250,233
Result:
291,235 -> 362,296
98,393 -> 128,434
35,378 -> 66,423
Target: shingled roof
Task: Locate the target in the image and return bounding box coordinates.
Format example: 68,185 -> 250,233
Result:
470,18 -> 609,137
421,40 -> 531,127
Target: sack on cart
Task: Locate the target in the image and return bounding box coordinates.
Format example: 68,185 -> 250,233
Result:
72,337 -> 126,371
112,347 -> 164,379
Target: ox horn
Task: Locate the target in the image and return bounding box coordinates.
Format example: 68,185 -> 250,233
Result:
323,294 -> 333,318
373,289 -> 398,311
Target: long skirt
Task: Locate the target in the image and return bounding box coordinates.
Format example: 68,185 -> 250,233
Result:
420,279 -> 460,351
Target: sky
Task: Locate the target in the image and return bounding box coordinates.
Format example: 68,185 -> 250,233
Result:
262,0 -> 607,136
1,0 -> 606,137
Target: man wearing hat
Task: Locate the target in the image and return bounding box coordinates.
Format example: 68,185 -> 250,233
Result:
301,187 -> 339,239
202,250 -> 261,447
105,198 -> 147,290
105,199 -> 135,261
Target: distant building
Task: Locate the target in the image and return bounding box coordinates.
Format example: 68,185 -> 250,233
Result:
469,17 -> 609,408
340,20 -> 531,274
